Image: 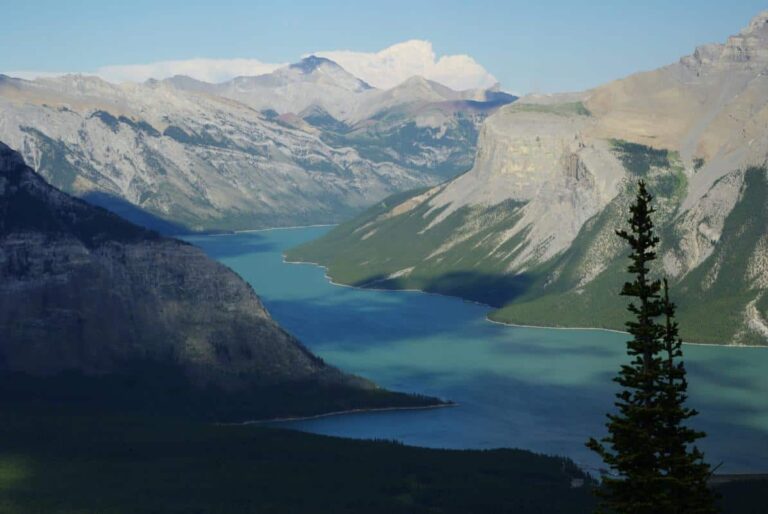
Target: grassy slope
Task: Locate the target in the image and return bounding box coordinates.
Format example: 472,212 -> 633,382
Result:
287,142 -> 680,320
0,408 -> 595,514
286,187 -> 532,307
507,101 -> 592,117
289,140 -> 768,344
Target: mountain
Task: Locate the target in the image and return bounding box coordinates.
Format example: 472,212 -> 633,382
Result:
0,142 -> 441,420
168,57 -> 513,123
312,78 -> 512,180
165,57 -> 517,181
0,73 -> 426,231
0,57 -> 514,232
178,56 -> 374,120
286,12 -> 768,346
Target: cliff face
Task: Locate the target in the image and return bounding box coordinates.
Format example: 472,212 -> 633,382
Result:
419,103 -> 625,267
0,142 -> 438,418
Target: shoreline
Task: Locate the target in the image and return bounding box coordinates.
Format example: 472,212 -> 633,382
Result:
180,223 -> 337,239
284,256 -> 767,350
187,224 -> 765,348
283,257 -> 490,306
235,223 -> 337,234
483,316 -> 767,349
222,402 -> 456,425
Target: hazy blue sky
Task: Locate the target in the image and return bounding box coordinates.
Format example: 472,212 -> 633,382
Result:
2,0 -> 766,93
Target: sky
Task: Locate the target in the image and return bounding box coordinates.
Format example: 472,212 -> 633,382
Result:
2,0 -> 766,93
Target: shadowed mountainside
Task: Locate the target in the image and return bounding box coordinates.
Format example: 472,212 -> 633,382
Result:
0,141 -> 443,420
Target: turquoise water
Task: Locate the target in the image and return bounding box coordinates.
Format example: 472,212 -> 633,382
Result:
186,227 -> 768,474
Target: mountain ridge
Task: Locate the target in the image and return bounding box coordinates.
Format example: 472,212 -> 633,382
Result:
0,57 -> 515,232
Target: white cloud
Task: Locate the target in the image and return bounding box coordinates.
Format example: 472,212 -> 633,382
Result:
312,40 -> 498,90
3,58 -> 285,84
2,41 -> 498,90
95,58 -> 285,83
3,70 -> 71,80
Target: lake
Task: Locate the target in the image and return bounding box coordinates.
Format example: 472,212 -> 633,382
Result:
186,226 -> 768,474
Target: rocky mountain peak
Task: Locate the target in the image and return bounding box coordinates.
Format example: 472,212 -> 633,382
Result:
398,75 -> 450,92
684,11 -> 768,70
384,75 -> 458,102
742,10 -> 768,36
42,73 -> 116,93
290,55 -> 341,74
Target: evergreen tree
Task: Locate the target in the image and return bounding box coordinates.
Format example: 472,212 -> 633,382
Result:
657,278 -> 717,513
587,180 -> 666,513
587,181 -> 717,514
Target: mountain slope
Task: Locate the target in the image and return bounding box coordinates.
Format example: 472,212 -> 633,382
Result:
0,142 -> 441,419
287,12 -> 768,346
186,56 -> 374,121
0,73 -> 432,231
0,58 -> 514,231
167,57 -> 517,181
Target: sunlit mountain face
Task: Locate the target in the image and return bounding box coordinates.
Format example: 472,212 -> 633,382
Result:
288,11 -> 768,347
0,51 -> 514,232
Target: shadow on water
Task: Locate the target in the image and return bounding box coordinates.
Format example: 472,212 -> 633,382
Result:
355,270 -> 535,308
184,232 -> 278,257
262,295 -> 484,348
487,339 -> 617,358
686,359 -> 765,392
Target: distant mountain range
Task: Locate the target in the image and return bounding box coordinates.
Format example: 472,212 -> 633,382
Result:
0,141 -> 441,420
287,11 -> 768,346
0,57 -> 515,232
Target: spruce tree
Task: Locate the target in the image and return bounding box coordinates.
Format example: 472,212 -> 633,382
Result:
587,181 -> 717,513
587,180 -> 666,514
657,278 -> 717,513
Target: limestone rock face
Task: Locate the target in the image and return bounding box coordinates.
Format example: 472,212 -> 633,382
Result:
423,104 -> 625,267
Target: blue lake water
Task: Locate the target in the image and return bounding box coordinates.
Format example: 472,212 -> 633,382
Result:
186,226 -> 768,474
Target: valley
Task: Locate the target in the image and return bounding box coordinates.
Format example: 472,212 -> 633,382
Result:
190,226 -> 768,474
2,5 -> 768,512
